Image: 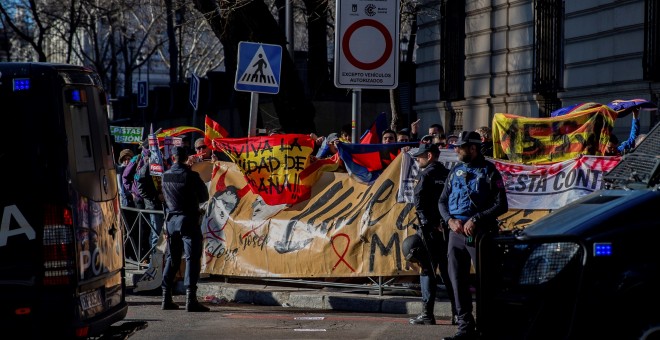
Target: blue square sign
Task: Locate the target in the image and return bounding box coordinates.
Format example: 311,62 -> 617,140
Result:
137,81 -> 148,108
234,42 -> 282,94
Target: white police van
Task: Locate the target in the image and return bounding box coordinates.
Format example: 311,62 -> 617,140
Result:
0,63 -> 127,338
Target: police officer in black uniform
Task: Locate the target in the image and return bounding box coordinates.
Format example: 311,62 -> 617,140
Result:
408,143 -> 457,325
439,131 -> 508,339
160,146 -> 210,312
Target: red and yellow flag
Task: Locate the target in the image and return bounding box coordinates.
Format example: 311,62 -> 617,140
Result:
492,105 -> 617,164
205,115 -> 230,149
214,134 -> 325,205
157,126 -> 203,141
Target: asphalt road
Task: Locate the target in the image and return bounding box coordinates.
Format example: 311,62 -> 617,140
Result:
98,291 -> 459,340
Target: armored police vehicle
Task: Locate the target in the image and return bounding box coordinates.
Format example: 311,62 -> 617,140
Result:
0,63 -> 128,338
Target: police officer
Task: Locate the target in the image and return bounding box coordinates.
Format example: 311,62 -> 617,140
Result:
408,143 -> 457,325
161,146 -> 210,312
439,131 -> 508,340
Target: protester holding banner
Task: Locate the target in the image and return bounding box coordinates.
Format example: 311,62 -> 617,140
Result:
407,143 -> 457,326
161,146 -> 210,312
605,108 -> 640,156
439,131 -> 508,340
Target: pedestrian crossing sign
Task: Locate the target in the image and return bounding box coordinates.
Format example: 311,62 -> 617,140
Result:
235,41 -> 282,94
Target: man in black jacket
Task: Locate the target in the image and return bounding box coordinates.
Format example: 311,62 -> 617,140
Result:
160,146 -> 210,312
408,143 -> 457,326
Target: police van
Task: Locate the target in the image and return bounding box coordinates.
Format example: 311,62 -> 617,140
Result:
0,63 -> 128,338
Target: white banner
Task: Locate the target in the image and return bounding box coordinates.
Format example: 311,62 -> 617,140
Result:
398,152 -> 621,210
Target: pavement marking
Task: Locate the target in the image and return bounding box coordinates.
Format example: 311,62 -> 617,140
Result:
223,313 -> 412,324
294,329 -> 327,332
294,316 -> 325,320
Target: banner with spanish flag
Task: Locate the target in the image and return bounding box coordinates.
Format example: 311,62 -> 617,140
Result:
205,115 -> 230,149
492,105 -> 617,164
214,134 -> 323,205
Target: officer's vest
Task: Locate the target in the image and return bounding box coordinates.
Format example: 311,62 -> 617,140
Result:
447,162 -> 493,218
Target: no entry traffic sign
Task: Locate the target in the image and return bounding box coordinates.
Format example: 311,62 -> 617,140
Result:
334,0 -> 399,89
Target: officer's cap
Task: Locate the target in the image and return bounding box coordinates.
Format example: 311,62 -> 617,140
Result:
454,130 -> 482,147
411,143 -> 439,157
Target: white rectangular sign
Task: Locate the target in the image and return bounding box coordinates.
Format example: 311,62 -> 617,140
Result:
334,0 -> 399,89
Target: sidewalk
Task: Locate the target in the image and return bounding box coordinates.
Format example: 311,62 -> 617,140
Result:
126,267 -> 456,318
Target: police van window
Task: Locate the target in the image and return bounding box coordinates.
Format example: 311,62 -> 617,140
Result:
92,88 -> 115,169
65,87 -> 95,172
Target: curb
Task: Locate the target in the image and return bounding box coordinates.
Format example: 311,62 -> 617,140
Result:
127,271 -> 457,318
195,281 -> 456,318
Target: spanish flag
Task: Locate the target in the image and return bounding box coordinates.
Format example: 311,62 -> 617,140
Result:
205,115 -> 230,149
157,126 -> 203,141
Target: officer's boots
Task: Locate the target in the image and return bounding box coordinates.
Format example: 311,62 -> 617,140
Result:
186,289 -> 210,312
161,288 -> 179,310
409,304 -> 436,325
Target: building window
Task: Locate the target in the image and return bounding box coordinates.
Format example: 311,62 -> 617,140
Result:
439,0 -> 465,101
533,0 -> 564,115
644,0 -> 660,81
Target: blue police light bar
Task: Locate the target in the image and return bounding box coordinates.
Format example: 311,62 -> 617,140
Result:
13,78 -> 30,91
593,242 -> 612,257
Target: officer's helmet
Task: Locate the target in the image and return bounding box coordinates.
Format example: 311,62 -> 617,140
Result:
402,234 -> 427,264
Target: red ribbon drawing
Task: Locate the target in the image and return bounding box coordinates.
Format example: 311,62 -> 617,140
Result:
331,233 -> 355,272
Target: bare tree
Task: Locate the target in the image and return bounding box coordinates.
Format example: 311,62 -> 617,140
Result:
192,0 -> 317,134
0,0 -> 54,61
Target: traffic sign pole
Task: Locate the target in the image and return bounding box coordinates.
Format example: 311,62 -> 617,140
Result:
190,74 -> 201,140
234,42 -> 283,137
248,93 -> 259,137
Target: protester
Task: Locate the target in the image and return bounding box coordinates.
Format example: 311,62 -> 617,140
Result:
439,131 -> 508,340
605,108 -> 640,156
429,123 -> 445,137
398,128 -> 411,142
116,149 -> 134,207
161,146 -> 210,312
398,128 -> 413,152
446,135 -> 459,149
340,124 -> 352,143
180,135 -> 195,156
475,126 -> 494,157
122,144 -> 152,258
135,148 -> 165,262
410,119 -> 421,141
193,138 -> 213,161
381,129 -> 397,144
407,143 -> 457,326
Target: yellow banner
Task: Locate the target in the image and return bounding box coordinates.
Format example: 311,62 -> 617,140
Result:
492,106 -> 617,164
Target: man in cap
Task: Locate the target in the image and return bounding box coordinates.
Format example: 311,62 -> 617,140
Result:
160,146 -> 211,312
439,131 -> 508,340
408,142 -> 458,326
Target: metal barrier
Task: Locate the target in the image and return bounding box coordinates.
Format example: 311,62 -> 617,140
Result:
120,206 -> 164,270
120,206 -> 418,296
